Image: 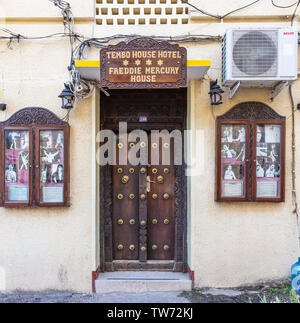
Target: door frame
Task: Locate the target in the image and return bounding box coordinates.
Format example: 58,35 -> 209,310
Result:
99,89 -> 187,272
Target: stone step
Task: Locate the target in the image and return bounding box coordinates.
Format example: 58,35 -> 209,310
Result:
95,271 -> 192,294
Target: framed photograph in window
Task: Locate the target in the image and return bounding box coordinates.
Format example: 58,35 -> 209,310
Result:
217,121 -> 249,201
1,127 -> 32,207
36,126 -> 70,207
254,121 -> 285,202
216,102 -> 285,202
0,107 -> 70,208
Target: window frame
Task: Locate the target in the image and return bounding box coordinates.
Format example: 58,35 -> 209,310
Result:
253,119 -> 285,203
216,102 -> 286,203
1,126 -> 33,207
0,107 -> 70,208
35,125 -> 70,207
216,120 -> 250,202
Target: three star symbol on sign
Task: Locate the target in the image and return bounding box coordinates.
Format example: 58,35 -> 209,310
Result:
122,59 -> 164,66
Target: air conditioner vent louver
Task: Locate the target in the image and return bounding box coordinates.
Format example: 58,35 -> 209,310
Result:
232,30 -> 278,77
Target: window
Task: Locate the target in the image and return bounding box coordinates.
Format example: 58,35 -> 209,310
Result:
0,108 -> 70,207
4,128 -> 32,206
216,102 -> 285,202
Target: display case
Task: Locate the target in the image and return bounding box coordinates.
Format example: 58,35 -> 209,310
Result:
36,126 -> 69,207
2,128 -> 32,206
0,107 -> 70,207
216,102 -> 285,202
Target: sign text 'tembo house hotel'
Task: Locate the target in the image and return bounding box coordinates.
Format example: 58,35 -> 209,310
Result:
100,38 -> 187,89
106,50 -> 182,83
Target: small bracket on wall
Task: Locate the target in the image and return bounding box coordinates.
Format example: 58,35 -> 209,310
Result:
270,81 -> 289,102
229,81 -> 240,100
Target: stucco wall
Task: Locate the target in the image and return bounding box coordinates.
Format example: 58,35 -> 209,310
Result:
0,36 -> 95,292
188,78 -> 300,288
0,0 -> 299,292
185,21 -> 300,285
0,0 -> 93,18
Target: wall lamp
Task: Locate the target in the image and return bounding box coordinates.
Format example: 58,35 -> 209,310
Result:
0,103 -> 7,111
209,80 -> 224,106
59,83 -> 75,109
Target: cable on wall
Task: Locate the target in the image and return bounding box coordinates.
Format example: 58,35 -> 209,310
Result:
73,34 -> 222,61
46,1 -> 225,103
220,0 -> 261,19
1,0 -> 299,101
48,0 -> 96,104
291,1 -> 300,26
183,0 -> 300,24
181,0 -> 261,20
289,84 -> 300,248
271,0 -> 299,9
0,24 -> 222,101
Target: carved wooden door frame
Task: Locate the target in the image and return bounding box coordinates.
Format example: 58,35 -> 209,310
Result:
99,89 -> 187,272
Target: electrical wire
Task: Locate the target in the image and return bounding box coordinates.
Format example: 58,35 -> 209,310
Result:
180,0 -> 220,19
1,0 -> 298,102
0,0 -> 222,101
0,0 -> 268,100
73,34 -> 222,60
0,28 -> 83,41
289,84 -> 300,248
0,23 -> 221,101
48,0 -> 95,104
181,0 -> 261,20
61,109 -> 72,122
291,1 -> 300,26
47,1 -> 219,102
221,0 -> 261,19
271,0 -> 298,9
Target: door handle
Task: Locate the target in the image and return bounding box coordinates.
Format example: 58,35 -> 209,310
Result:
146,176 -> 156,192
147,176 -> 156,183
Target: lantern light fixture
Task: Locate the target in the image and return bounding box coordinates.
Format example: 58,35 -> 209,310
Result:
209,80 -> 224,106
59,83 -> 75,109
0,103 -> 7,111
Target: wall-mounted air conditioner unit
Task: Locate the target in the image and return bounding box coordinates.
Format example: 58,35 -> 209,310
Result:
222,28 -> 298,99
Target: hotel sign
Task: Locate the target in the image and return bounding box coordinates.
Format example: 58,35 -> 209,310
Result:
100,38 -> 187,89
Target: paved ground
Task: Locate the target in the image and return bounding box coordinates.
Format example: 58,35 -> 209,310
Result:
0,291 -> 190,303
0,284 -> 297,303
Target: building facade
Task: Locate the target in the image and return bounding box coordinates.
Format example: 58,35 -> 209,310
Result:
0,0 -> 299,293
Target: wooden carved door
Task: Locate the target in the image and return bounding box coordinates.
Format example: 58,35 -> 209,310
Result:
112,133 -> 175,262
100,89 -> 187,272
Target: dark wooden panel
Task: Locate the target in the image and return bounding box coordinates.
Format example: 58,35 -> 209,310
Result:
139,166 -> 147,262
147,133 -> 175,260
105,261 -> 184,272
101,89 -> 186,128
113,139 -> 139,260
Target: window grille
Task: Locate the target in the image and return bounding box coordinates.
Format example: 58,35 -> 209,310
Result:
95,0 -> 189,25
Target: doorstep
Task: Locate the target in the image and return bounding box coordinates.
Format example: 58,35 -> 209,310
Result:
95,271 -> 192,294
